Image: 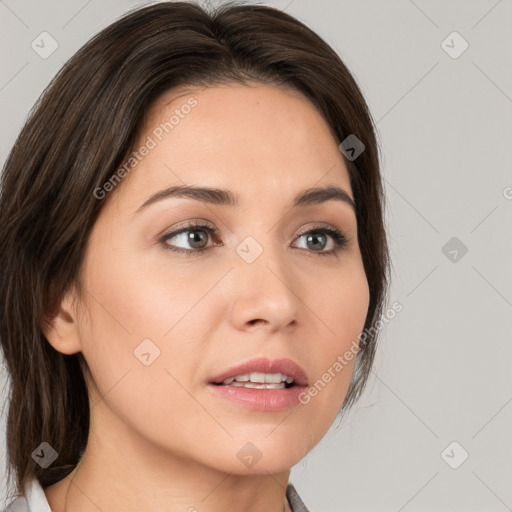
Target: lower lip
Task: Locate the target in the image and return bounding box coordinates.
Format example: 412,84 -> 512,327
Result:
207,383 -> 307,412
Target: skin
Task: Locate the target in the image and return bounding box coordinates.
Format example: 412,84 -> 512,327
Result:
43,82 -> 370,512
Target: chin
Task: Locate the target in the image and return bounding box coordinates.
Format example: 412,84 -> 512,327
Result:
213,453 -> 299,476
219,427 -> 315,475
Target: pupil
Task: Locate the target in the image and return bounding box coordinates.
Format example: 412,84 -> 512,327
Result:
307,233 -> 326,251
189,230 -> 207,248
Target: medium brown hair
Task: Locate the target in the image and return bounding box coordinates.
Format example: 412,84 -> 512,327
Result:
0,0 -> 389,498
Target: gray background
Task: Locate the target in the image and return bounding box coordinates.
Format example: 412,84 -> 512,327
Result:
1,0 -> 511,510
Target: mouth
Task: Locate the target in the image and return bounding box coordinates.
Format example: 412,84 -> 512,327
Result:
207,357 -> 309,411
209,357 -> 308,387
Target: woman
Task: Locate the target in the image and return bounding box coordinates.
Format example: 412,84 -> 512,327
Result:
0,1 -> 389,511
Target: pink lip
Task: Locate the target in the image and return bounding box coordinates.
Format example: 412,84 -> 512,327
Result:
207,357 -> 309,412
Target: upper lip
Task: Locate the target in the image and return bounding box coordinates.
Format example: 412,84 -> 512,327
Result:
209,357 -> 308,386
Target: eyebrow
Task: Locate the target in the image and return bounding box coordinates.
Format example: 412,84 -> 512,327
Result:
135,184 -> 356,214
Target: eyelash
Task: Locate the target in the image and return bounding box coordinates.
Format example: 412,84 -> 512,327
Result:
160,220 -> 350,257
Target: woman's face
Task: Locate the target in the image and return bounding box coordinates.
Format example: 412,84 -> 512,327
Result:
62,83 -> 370,474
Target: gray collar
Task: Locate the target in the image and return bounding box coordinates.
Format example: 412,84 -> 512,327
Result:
286,483 -> 310,512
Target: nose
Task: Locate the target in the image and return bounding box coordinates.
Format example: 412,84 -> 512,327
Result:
227,240 -> 301,334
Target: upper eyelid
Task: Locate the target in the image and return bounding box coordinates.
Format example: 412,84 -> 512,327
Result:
295,222 -> 344,236
161,219 -> 217,236
162,221 -> 345,237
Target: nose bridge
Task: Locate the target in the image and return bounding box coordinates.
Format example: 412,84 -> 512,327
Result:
235,230 -> 288,284
229,230 -> 300,330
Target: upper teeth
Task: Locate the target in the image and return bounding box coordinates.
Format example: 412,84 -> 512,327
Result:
223,372 -> 294,385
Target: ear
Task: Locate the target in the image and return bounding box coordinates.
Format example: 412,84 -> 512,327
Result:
42,288 -> 83,355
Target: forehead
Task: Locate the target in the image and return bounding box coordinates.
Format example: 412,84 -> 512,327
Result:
110,82 -> 351,210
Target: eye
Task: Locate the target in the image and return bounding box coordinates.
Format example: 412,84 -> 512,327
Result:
160,220 -> 220,255
160,221 -> 350,256
292,224 -> 350,256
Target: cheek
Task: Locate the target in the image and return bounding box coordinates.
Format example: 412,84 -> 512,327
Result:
75,262 -> 213,453
76,240 -> 214,414
299,257 -> 369,419
80,234 -> 211,341
309,256 -> 370,351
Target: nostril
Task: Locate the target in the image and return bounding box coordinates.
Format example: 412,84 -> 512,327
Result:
247,319 -> 268,327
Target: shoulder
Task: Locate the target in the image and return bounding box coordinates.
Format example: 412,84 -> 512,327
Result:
3,477 -> 51,512
4,496 -> 30,511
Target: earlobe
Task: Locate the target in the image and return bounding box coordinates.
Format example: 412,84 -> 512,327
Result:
42,290 -> 83,355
